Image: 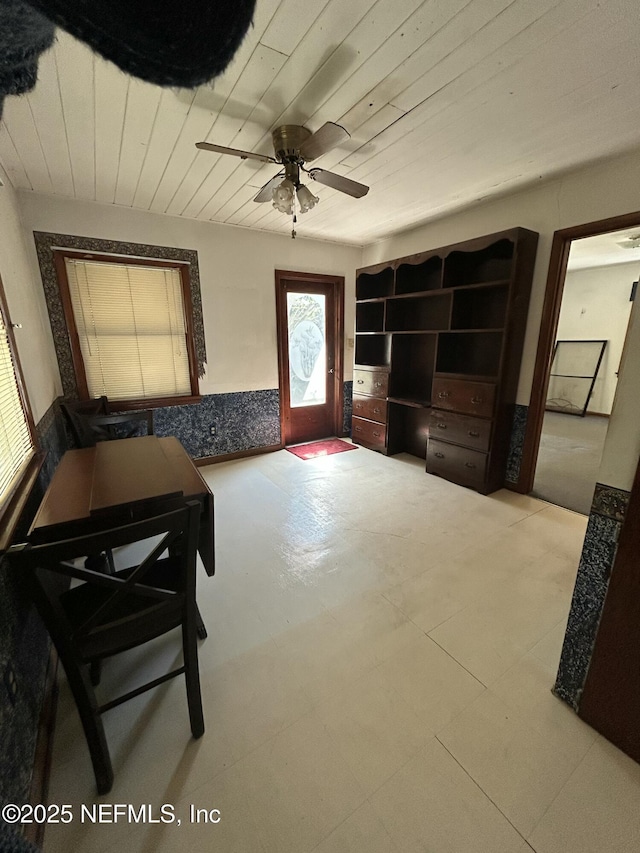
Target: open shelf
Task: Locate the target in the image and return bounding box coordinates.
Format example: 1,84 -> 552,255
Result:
433,370 -> 499,384
356,267 -> 394,300
387,396 -> 431,408
386,292 -> 451,332
387,403 -> 430,458
443,238 -> 514,288
395,256 -> 442,294
356,301 -> 385,332
436,331 -> 503,377
389,334 -> 436,402
451,283 -> 509,330
355,334 -> 391,367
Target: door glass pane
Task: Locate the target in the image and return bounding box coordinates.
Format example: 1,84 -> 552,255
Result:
287,292 -> 326,407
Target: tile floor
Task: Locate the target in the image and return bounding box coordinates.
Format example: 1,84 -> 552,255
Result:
43,446 -> 640,853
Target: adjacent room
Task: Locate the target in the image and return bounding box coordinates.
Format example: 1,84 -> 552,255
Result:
532,229 -> 639,514
1,2 -> 640,853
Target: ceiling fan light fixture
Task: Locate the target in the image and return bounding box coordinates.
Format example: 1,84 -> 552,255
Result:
272,178 -> 295,214
296,183 -> 319,213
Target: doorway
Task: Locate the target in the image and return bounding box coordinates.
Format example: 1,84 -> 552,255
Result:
531,232 -> 637,513
275,270 -> 344,446
519,211 -> 640,509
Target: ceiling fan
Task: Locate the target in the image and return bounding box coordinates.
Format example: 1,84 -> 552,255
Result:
196,123 -> 369,233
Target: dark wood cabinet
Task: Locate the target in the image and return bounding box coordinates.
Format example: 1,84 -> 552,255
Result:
351,366 -> 390,453
352,228 -> 538,493
352,394 -> 387,423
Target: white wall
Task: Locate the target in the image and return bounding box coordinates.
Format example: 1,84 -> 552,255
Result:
17,193 -> 363,395
363,148 -> 640,491
599,295 -> 640,489
0,174 -> 61,422
556,263 -> 636,414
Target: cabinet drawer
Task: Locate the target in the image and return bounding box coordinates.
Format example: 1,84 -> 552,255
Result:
429,410 -> 491,452
427,439 -> 487,490
352,394 -> 387,424
352,416 -> 386,449
353,369 -> 389,397
432,377 -> 495,418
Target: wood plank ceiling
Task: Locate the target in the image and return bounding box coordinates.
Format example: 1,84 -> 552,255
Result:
1,0 -> 639,246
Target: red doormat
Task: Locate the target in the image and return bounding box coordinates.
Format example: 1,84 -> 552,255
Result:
286,438 -> 358,460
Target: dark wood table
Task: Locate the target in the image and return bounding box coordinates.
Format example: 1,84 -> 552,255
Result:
29,436 -> 215,576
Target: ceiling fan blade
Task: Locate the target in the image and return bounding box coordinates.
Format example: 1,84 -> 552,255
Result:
309,168 -> 369,198
195,141 -> 276,164
253,173 -> 285,202
299,122 -> 350,161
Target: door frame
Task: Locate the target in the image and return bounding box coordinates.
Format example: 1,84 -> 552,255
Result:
577,451 -> 640,760
518,209 -> 640,493
275,269 -> 345,445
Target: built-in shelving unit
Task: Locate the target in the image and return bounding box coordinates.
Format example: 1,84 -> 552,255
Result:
352,228 -> 539,494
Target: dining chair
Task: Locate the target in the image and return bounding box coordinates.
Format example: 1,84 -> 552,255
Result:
59,396 -> 110,447
83,410 -> 154,443
7,501 -> 205,795
60,399 -> 154,448
59,400 -> 156,577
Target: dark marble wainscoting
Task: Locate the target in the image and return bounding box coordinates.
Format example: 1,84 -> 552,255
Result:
153,390 -> 281,459
505,403 -> 528,485
343,381 -> 353,436
554,483 -> 631,709
0,401 -> 68,811
35,401 -> 69,491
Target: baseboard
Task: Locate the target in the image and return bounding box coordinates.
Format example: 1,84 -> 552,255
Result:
504,480 -> 528,494
195,443 -> 283,467
24,646 -> 58,849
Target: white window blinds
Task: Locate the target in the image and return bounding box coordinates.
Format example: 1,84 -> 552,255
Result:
65,259 -> 191,401
0,302 -> 34,505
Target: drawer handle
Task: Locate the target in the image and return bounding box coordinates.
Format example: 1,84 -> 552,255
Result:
465,462 -> 476,469
374,381 -> 383,388
373,407 -> 381,414
373,431 -> 380,438
355,427 -> 362,432
438,391 -> 450,399
434,452 -> 445,459
468,430 -> 480,438
471,396 -> 483,404
437,423 -> 447,430
357,379 -> 364,384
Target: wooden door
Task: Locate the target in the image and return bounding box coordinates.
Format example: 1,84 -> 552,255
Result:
275,270 -> 344,446
578,456 -> 640,761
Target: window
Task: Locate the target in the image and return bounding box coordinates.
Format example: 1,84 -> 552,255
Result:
0,275 -> 38,547
54,251 -> 200,407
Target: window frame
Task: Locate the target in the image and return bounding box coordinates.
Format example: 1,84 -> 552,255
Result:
0,274 -> 44,553
53,249 -> 202,410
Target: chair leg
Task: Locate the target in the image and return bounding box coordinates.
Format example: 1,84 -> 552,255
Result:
62,658 -> 114,794
105,548 -> 116,574
196,604 -> 207,640
90,659 -> 103,686
182,615 -> 205,739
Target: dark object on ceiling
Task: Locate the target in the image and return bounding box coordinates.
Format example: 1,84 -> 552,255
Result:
0,0 -> 257,115
0,0 -> 55,114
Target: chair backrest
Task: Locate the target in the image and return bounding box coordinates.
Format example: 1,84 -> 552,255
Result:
84,411 -> 154,443
7,502 -> 200,659
60,398 -> 154,447
60,397 -> 110,447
